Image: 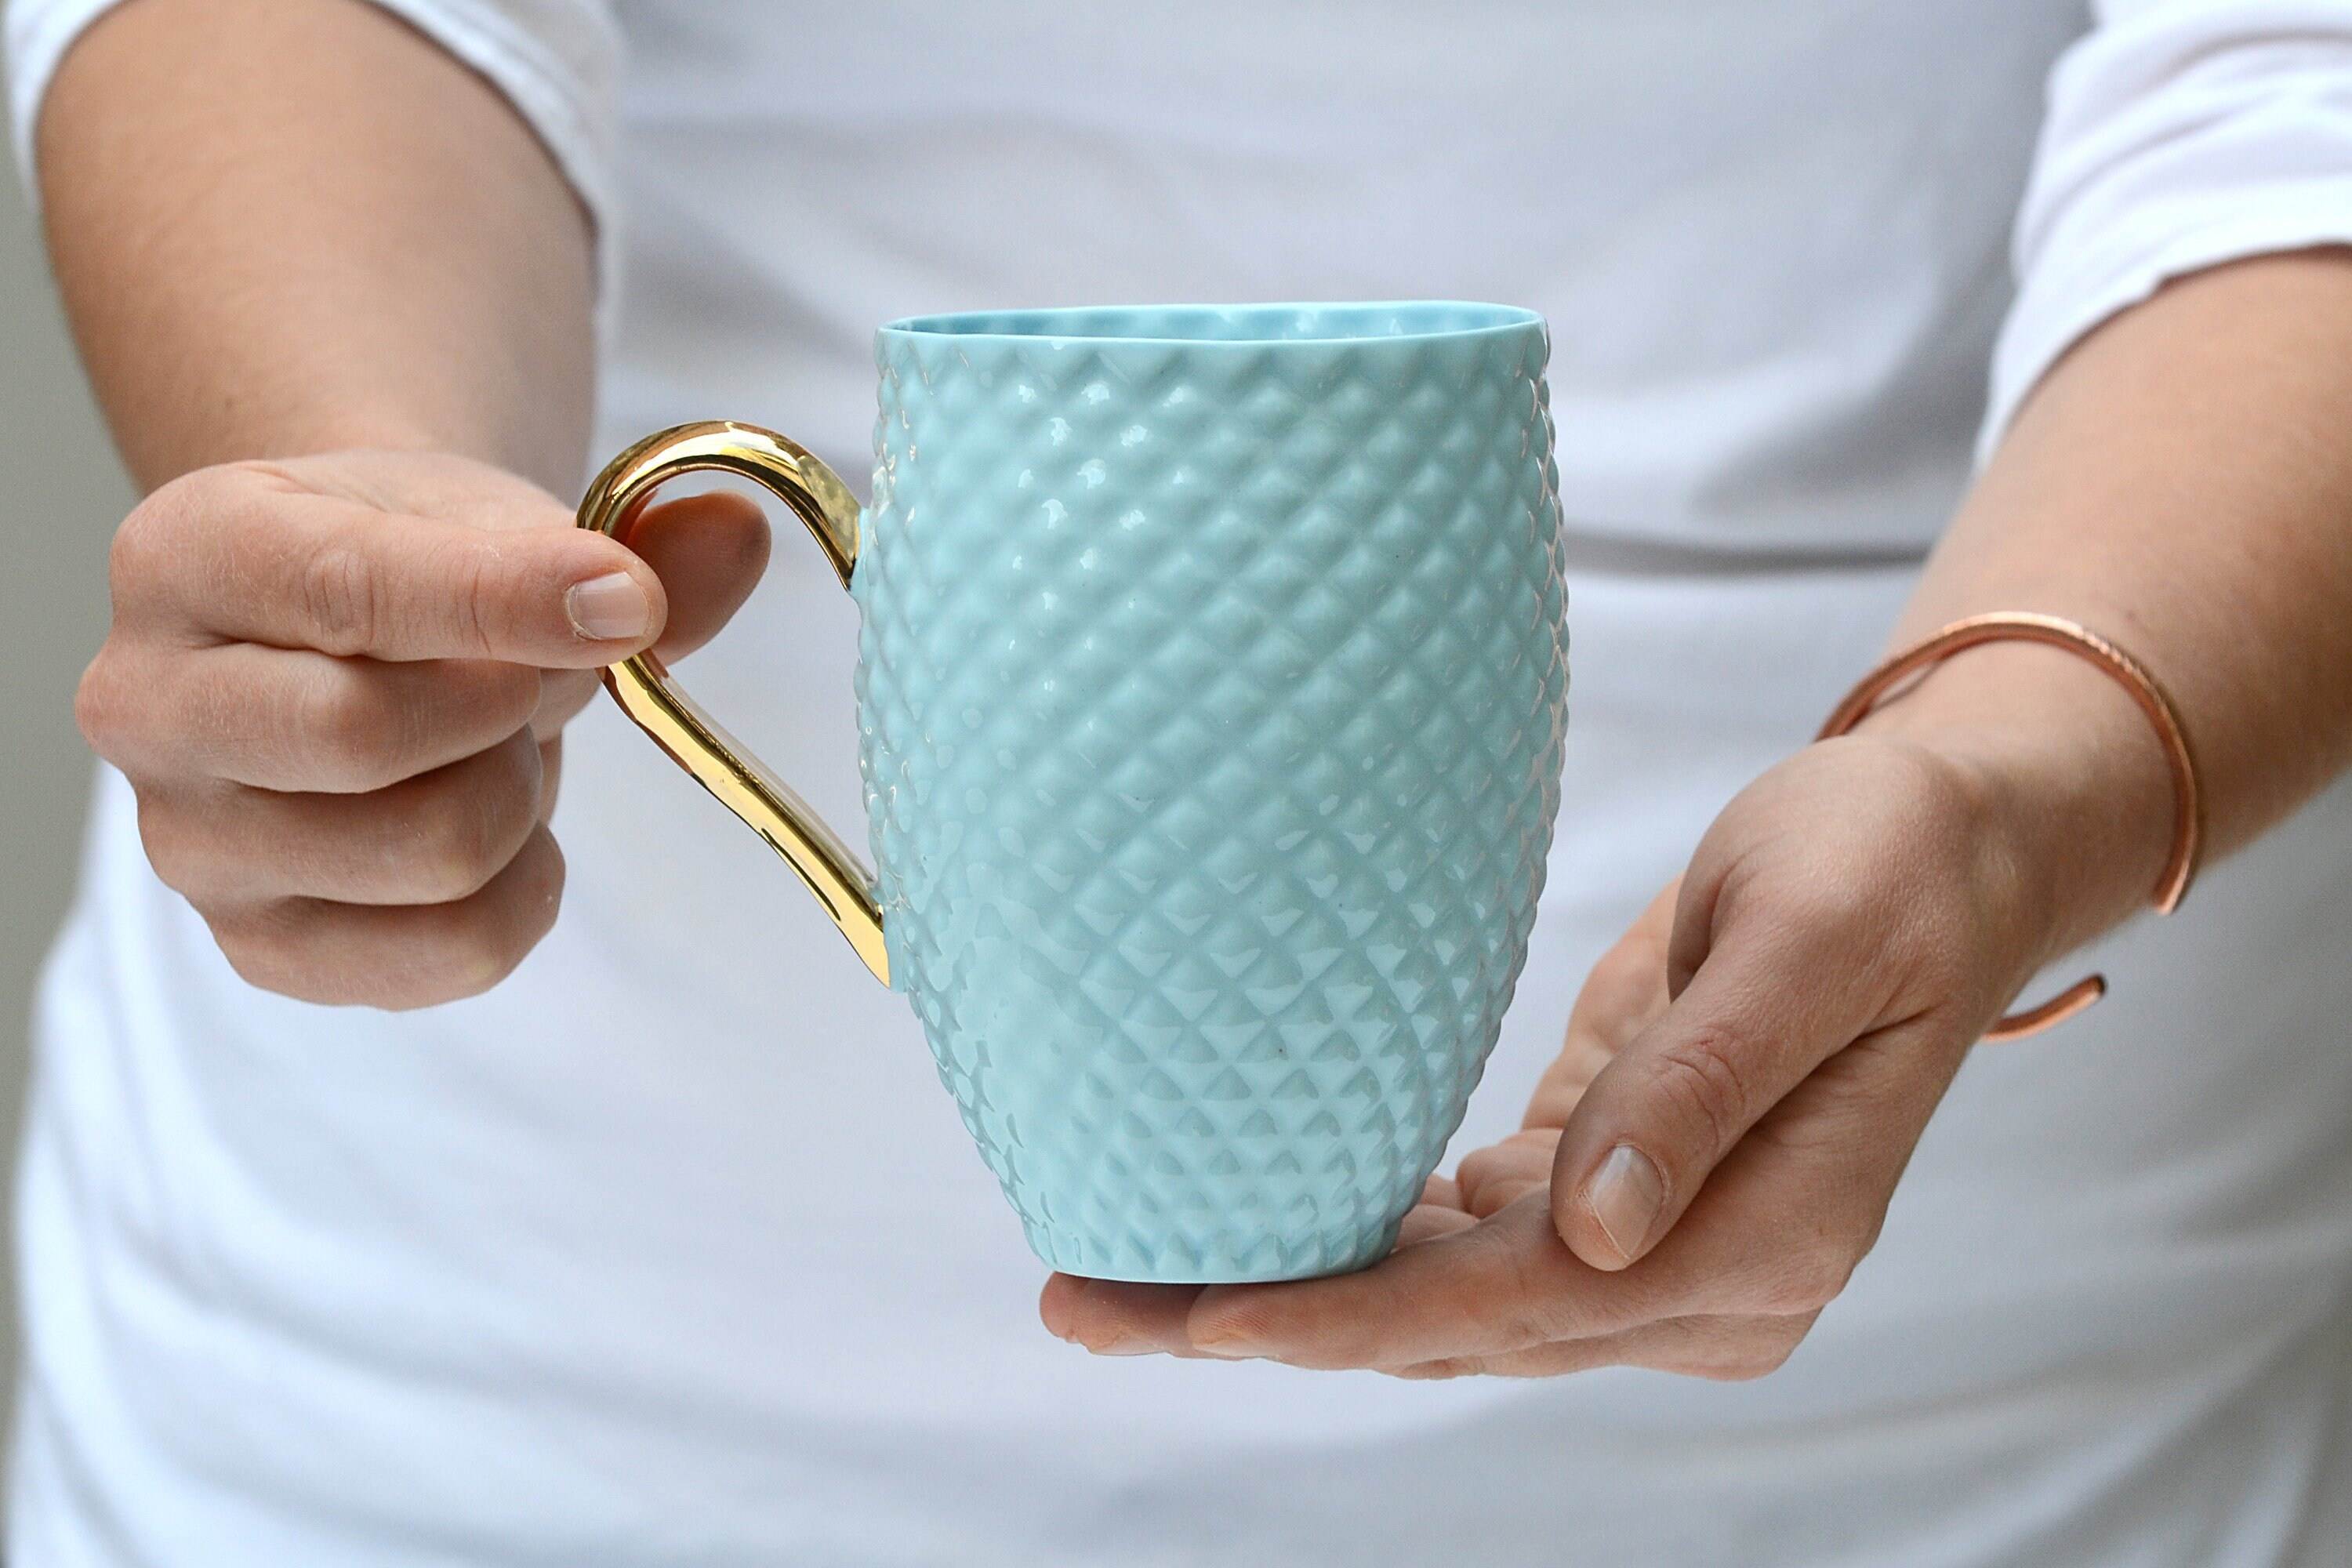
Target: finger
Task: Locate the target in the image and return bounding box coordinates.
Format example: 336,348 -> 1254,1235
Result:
137,728 -> 546,906
88,642 -> 543,793
1390,1311 -> 1817,1382
1524,880 -> 1678,1129
520,491 -> 771,740
123,469 -> 664,664
529,668 -> 603,743
1047,1198 -> 1486,1361
204,824 -> 566,1009
537,735 -> 563,825
1548,869 -> 1902,1272
1593,1016 -> 1958,1321
1179,1192 -> 1646,1370
617,489 -> 772,663
1455,1129 -> 1559,1218
1396,1201 -> 1480,1249
1040,1276 -> 1207,1356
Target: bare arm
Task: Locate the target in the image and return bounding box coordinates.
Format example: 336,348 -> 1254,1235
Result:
1519,249 -> 2352,1285
1882,251 -> 2352,938
40,0 -> 593,488
43,0 -> 765,1007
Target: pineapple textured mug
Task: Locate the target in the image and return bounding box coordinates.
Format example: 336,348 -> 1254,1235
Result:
579,302 -> 1569,1282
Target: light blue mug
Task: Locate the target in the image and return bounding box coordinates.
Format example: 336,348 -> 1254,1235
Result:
579,302 -> 1568,1281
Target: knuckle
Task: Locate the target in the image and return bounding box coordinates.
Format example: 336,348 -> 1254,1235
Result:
413,755 -> 536,902
412,826 -> 505,906
205,905 -> 314,1000
1715,1342 -> 1798,1382
1592,930 -> 1664,995
107,474 -> 205,590
430,835 -> 564,997
1763,1240 -> 1861,1314
1454,1145 -> 1506,1198
212,934 -> 282,995
1478,1222 -> 1590,1345
1388,1358 -> 1481,1381
299,529 -> 385,655
475,660 -> 546,733
303,670 -> 412,789
73,648 -> 137,757
1737,1323 -> 1813,1381
106,510 -> 165,596
453,544 -> 505,659
132,789 -> 212,898
1771,877 -> 1860,942
1644,1024 -> 1760,1152
1675,1317 -> 1814,1383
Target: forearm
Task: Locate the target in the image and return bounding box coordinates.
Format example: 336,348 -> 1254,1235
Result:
1862,251 -> 2352,961
36,0 -> 594,494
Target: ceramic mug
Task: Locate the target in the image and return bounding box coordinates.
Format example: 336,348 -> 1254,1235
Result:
579,302 -> 1568,1282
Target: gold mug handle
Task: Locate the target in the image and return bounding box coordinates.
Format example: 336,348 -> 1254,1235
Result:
575,421 -> 889,985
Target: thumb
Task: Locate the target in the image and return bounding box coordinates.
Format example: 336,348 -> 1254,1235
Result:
1546,877 -> 1890,1271
524,489 -> 774,741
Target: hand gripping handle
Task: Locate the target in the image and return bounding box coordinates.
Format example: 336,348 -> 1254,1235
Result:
576,421 -> 889,985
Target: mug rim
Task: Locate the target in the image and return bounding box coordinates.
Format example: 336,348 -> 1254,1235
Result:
877,299 -> 1542,347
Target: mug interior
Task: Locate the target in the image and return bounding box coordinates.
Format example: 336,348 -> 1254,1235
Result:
880,300 -> 1539,345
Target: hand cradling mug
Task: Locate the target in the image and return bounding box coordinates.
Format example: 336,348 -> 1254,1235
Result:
579,302 -> 1568,1282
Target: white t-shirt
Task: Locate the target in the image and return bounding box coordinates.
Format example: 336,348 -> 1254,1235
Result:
12,2 -> 2352,1563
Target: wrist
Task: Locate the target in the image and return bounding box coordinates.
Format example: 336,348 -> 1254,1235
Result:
1846,639 -> 2176,963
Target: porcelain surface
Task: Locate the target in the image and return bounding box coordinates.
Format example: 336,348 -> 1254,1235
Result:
853,303 -> 1567,1281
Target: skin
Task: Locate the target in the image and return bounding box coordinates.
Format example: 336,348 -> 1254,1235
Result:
43,0 -> 768,1008
41,0 -> 2352,1381
1046,248 -> 2352,1374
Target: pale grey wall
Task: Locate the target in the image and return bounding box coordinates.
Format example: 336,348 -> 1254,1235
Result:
0,117 -> 138,1393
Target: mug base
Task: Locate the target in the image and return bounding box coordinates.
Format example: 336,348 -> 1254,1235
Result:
1021,1218 -> 1404,1283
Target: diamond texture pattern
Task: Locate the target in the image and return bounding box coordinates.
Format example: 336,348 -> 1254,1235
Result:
853,305 -> 1566,1281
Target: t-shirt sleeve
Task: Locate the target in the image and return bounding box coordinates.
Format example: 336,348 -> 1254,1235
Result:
5,0 -> 622,283
1984,0 -> 2352,458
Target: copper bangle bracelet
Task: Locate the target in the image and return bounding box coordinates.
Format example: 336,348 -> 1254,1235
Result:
1815,612 -> 2202,1042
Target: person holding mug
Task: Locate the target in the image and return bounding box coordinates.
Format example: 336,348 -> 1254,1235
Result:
12,0 -> 2352,1563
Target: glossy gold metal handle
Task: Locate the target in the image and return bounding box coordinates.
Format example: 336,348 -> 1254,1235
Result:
576,421 -> 888,985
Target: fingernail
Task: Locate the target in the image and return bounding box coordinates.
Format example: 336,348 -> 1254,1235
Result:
1191,1336 -> 1261,1361
1085,1335 -> 1160,1357
564,572 -> 652,641
1584,1143 -> 1666,1264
